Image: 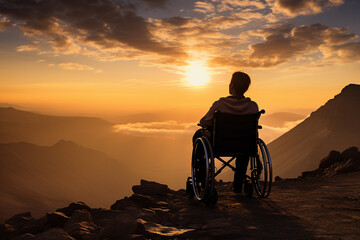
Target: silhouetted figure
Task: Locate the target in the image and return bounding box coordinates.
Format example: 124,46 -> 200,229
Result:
193,72 -> 258,193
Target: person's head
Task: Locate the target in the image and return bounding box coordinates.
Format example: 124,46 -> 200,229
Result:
229,71 -> 251,97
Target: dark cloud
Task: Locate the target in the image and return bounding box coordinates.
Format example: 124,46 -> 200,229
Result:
273,0 -> 344,16
210,23 -> 359,68
329,42 -> 360,61
140,0 -> 169,9
161,16 -> 190,27
0,0 -> 186,58
0,15 -> 11,31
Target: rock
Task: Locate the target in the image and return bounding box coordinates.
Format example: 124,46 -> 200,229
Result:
130,234 -> 147,240
64,209 -> 93,226
88,209 -> 122,227
274,176 -> 282,182
99,215 -> 145,239
301,169 -> 322,178
34,228 -> 75,240
5,212 -> 32,230
340,146 -> 359,161
57,202 -> 91,217
132,180 -> 168,197
0,223 -> 15,239
46,212 -> 70,228
319,150 -> 342,170
11,233 -> 35,240
129,194 -> 160,208
64,222 -> 97,240
111,197 -> 137,210
64,210 -> 97,240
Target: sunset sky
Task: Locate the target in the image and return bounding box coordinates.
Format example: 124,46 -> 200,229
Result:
0,0 -> 359,121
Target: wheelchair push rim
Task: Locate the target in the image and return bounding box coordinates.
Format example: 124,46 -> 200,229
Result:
191,137 -> 215,201
250,138 -> 272,198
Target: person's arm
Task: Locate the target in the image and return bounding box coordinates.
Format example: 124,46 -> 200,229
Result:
199,100 -> 220,127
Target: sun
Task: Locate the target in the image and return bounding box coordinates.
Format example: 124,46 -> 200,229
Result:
185,61 -> 210,86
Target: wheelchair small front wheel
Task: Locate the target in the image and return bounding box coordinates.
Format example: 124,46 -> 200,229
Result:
251,138 -> 272,198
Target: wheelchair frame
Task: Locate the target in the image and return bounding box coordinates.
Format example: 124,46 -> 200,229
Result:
186,110 -> 272,205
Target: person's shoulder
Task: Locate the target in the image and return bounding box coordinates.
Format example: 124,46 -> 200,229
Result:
247,98 -> 259,112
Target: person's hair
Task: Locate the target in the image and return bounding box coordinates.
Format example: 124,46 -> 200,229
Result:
231,71 -> 251,97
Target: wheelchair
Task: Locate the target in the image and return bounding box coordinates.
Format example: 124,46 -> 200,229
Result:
186,110 -> 272,205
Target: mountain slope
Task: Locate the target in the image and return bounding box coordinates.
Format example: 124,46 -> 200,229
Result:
0,107 -> 113,146
0,140 -> 137,221
269,84 -> 360,178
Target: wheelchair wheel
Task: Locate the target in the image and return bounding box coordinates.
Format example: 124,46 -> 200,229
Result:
250,138 -> 272,198
191,137 -> 215,201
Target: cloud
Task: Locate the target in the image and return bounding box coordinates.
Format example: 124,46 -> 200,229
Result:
0,0 -> 186,60
326,41 -> 360,61
272,0 -> 344,16
140,0 -> 169,9
210,23 -> 359,68
16,41 -> 40,52
194,1 -> 215,14
161,17 -> 191,27
0,15 -> 11,31
58,62 -> 95,71
216,0 -> 267,12
113,121 -> 198,137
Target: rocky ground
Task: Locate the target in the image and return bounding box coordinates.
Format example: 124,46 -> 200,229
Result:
1,147 -> 360,240
1,173 -> 360,240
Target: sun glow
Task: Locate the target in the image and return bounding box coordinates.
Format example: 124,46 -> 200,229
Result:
185,61 -> 210,86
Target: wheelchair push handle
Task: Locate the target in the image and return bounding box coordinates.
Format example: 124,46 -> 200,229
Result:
260,109 -> 265,114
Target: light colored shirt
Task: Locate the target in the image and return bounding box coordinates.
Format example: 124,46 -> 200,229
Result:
200,96 -> 259,126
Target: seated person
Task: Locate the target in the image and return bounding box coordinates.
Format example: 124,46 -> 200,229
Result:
193,71 -> 258,193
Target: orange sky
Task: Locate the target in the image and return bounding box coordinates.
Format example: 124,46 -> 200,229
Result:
0,0 -> 359,122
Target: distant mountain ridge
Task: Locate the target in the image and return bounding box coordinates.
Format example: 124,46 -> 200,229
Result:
0,140 -> 137,221
0,107 -> 112,145
269,84 -> 360,178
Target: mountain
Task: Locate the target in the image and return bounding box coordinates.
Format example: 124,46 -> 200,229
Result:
269,84 -> 360,178
0,140 -> 137,222
0,107 -> 193,190
0,107 -> 113,146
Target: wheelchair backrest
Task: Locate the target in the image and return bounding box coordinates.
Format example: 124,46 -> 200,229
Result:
212,111 -> 260,157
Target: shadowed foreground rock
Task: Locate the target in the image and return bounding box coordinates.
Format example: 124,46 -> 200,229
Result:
2,165 -> 360,239
301,146 -> 360,178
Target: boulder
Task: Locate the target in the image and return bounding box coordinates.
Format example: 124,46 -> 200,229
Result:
274,176 -> 282,182
64,209 -> 93,226
34,228 -> 75,240
111,197 -> 137,210
88,209 -> 122,227
64,222 -> 96,240
57,202 -> 91,217
132,180 -> 168,197
11,233 -> 35,240
64,209 -> 97,240
340,146 -> 359,161
99,215 -> 145,239
5,212 -> 32,230
129,194 -> 160,208
0,223 -> 15,239
46,212 -> 70,228
319,151 -> 342,170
